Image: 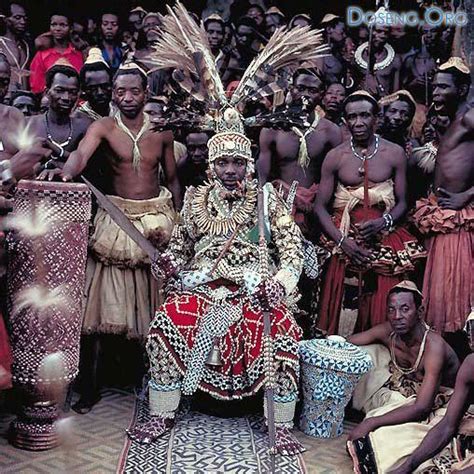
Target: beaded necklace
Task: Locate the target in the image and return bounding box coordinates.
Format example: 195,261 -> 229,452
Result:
192,182 -> 257,236
350,134 -> 380,176
44,112 -> 73,149
389,322 -> 430,375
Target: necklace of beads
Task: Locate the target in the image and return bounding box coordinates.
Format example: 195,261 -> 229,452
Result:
355,42 -> 395,71
45,112 -> 73,149
350,134 -> 380,176
389,323 -> 430,375
192,182 -> 257,236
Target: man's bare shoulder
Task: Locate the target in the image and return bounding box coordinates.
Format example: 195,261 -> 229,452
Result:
371,321 -> 392,341
424,331 -> 452,362
461,106 -> 474,131
379,137 -> 405,160
90,116 -> 114,133
150,128 -> 173,143
379,137 -> 404,153
72,109 -> 94,125
7,105 -> 25,123
0,103 -> 24,123
327,139 -> 351,157
260,127 -> 278,140
73,113 -> 95,134
25,114 -> 44,132
460,354 -> 474,383
318,117 -> 340,133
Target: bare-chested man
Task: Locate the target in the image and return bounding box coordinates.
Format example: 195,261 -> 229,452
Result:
346,281 -> 459,473
29,63 -> 90,173
317,14 -> 347,85
0,53 -> 25,162
402,24 -> 440,106
0,1 -> 30,95
41,64 -> 181,411
393,332 -> 473,473
413,58 -> 473,336
0,53 -> 48,180
74,48 -> 114,192
315,91 -> 425,335
223,17 -> 258,86
259,68 -> 342,241
354,25 -> 402,98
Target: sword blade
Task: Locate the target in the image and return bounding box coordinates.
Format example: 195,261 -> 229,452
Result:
81,176 -> 158,260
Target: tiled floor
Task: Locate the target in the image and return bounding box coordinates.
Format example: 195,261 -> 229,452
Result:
0,389 -> 354,473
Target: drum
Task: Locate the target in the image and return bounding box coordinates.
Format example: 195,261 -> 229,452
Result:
299,337 -> 373,438
6,180 -> 91,450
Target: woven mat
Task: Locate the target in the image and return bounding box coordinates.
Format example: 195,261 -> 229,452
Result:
118,396 -> 306,473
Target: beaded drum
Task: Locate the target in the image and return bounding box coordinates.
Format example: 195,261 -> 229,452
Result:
299,337 -> 373,438
6,180 -> 91,450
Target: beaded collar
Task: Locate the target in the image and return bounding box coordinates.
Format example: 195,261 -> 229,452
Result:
192,180 -> 257,236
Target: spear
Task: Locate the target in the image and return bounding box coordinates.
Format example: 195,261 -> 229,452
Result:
256,181 -> 277,473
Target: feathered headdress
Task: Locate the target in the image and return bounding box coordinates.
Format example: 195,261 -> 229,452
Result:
147,1 -> 328,164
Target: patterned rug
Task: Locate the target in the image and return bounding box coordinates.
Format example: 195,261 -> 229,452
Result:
118,397 -> 306,473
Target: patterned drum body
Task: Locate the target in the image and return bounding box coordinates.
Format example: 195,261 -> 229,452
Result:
7,180 -> 91,389
299,338 -> 373,438
6,180 -> 91,450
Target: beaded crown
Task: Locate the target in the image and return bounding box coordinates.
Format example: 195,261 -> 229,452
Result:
208,107 -> 252,162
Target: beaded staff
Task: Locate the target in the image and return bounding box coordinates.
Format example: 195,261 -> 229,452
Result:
256,181 -> 277,472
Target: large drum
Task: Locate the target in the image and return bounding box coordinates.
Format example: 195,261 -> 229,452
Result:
6,180 -> 91,450
299,337 -> 373,438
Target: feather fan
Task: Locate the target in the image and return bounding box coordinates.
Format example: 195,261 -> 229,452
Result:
146,1 -> 329,113
229,26 -> 329,107
147,1 -> 226,106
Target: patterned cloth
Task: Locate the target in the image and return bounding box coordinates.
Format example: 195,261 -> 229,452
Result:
146,180 -> 305,421
318,180 -> 426,335
0,312 -> 12,390
120,397 -> 306,473
7,181 -> 91,391
148,283 -> 302,400
414,194 -> 474,333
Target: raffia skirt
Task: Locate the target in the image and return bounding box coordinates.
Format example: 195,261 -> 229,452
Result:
82,189 -> 175,339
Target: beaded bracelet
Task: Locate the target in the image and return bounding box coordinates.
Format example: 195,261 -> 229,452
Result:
382,213 -> 394,230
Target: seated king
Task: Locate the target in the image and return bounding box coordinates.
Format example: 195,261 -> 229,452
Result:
127,108 -> 306,456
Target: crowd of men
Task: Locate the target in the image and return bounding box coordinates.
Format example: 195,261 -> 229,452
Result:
0,0 -> 472,471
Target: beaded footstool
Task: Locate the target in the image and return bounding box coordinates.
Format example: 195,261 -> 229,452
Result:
299,337 -> 373,438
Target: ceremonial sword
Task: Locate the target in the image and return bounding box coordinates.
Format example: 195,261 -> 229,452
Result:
80,176 -> 159,261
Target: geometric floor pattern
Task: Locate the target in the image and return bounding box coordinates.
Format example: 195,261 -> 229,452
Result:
0,389 -> 355,473
120,396 -> 306,474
